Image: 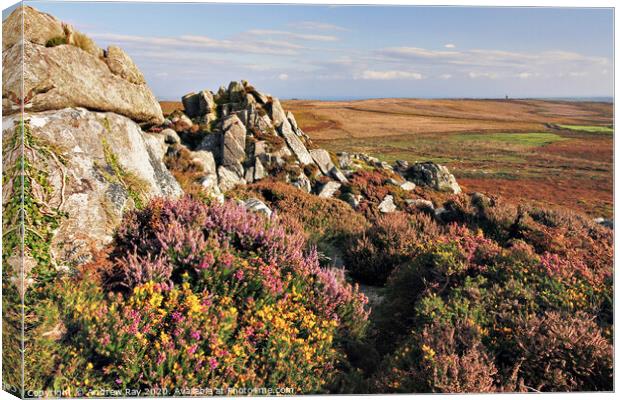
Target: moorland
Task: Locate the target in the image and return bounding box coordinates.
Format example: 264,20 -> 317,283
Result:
282,98 -> 613,218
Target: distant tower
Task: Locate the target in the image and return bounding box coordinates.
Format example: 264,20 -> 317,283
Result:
505,95 -> 509,100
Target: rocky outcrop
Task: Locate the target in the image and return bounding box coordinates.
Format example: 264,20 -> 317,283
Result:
2,109 -> 181,267
2,6 -> 163,124
310,149 -> 335,175
279,119 -> 314,165
406,161 -> 461,194
2,5 -> 65,50
161,79 -> 462,205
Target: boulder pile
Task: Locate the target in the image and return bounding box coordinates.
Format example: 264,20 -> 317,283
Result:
160,81 -> 462,205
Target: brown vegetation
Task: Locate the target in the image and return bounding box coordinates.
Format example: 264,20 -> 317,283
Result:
281,98 -> 613,217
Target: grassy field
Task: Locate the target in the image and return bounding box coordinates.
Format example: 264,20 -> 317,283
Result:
558,124 -> 614,134
282,98 -> 613,218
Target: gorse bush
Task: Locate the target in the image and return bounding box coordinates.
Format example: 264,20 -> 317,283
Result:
50,197 -> 369,393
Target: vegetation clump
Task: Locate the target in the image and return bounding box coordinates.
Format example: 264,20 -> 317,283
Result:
352,195 -> 613,393
44,197 -> 369,392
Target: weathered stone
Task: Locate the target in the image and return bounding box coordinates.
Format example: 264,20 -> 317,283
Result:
287,111 -> 299,131
394,159 -> 409,172
378,195 -> 397,213
250,89 -> 270,104
181,92 -> 201,117
235,109 -> 249,126
243,198 -> 272,218
244,167 -> 255,184
217,165 -> 245,192
400,181 -> 416,191
378,161 -> 393,170
191,150 -> 217,176
199,90 -> 216,115
3,41 -> 164,124
161,128 -> 180,144
197,132 -> 223,155
2,109 -> 181,267
269,98 -> 287,126
279,120 -> 314,165
337,152 -> 353,169
221,115 -> 246,176
105,45 -> 145,85
317,181 -> 341,198
406,198 -> 434,210
292,173 -> 312,193
407,162 -> 461,194
2,6 -> 65,51
171,113 -> 193,132
310,149 -> 334,175
254,157 -> 267,181
228,81 -> 245,103
214,85 -> 228,103
329,166 -> 349,183
243,92 -> 257,109
199,174 -> 220,193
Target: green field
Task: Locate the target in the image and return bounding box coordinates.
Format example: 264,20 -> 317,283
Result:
453,132 -> 566,146
559,125 -> 613,134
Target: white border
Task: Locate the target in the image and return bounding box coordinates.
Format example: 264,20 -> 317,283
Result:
0,1 -> 616,400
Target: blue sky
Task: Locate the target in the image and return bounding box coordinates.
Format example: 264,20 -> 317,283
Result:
12,1 -> 614,100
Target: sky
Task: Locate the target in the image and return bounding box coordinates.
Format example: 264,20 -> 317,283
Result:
8,1 -> 615,100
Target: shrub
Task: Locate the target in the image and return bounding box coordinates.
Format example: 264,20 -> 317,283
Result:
51,197 -> 369,393
163,145 -> 210,200
231,180 -> 368,252
45,36 -> 67,47
343,212 -> 441,285
374,321 -> 500,393
370,215 -> 613,392
69,30 -> 101,58
511,311 -> 613,392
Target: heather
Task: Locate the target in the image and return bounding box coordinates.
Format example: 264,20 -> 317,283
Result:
354,196 -> 613,393
33,197 -> 369,393
231,180 -> 369,251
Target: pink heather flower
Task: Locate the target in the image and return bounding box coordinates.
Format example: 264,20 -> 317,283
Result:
115,378 -> 122,385
171,311 -> 184,323
234,269 -> 244,281
156,352 -> 166,365
197,253 -> 215,270
190,331 -> 201,340
100,334 -> 111,346
208,357 -> 219,370
187,344 -> 198,356
219,252 -> 234,267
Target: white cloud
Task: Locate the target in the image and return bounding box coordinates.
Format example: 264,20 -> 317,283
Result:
517,72 -> 536,79
292,21 -> 349,32
439,74 -> 453,79
468,71 -> 498,79
246,29 -> 339,42
278,73 -> 289,81
359,70 -> 424,80
444,43 -> 456,48
91,32 -> 301,56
